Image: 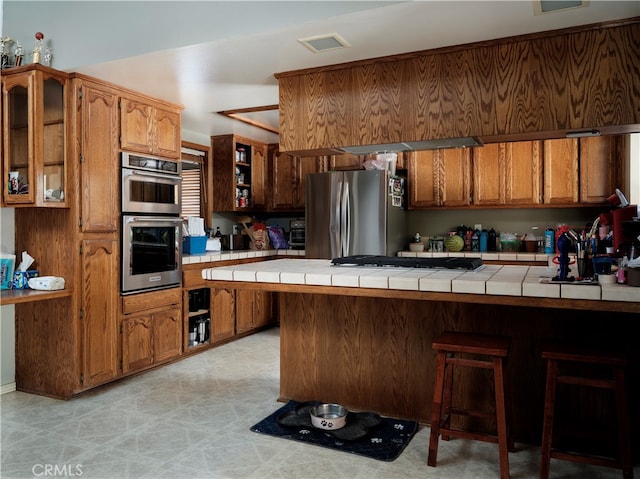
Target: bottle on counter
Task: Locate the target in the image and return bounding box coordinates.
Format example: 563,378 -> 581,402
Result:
471,228 -> 480,252
544,228 -> 555,254
488,228 -> 497,252
214,227 -> 222,238
479,230 -> 488,252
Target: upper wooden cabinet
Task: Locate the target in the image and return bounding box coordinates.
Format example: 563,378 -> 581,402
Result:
267,144 -> 324,211
543,138 -> 579,205
71,77 -> 120,233
2,64 -> 70,207
211,134 -> 268,212
579,135 -> 621,204
409,137 -> 618,209
120,96 -> 182,159
408,148 -> 471,208
276,20 -> 639,155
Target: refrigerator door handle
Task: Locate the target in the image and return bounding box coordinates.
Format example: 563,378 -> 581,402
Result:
341,180 -> 350,256
332,180 -> 344,257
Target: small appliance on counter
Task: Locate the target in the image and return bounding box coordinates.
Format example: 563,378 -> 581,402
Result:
289,219 -> 305,249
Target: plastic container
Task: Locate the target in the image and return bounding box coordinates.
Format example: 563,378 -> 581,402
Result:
183,235 -> 207,254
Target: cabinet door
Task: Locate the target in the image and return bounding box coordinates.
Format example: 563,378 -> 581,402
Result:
2,68 -> 69,207
296,156 -> 322,208
440,148 -> 471,207
329,153 -> 363,170
154,307 -> 182,363
253,291 -> 273,329
210,287 -> 235,343
270,149 -> 297,210
407,150 -> 439,208
120,97 -> 153,154
235,289 -> 255,334
236,289 -> 273,333
154,107 -> 181,159
81,239 -> 118,387
78,81 -> 119,233
543,138 -> 579,204
505,140 -> 542,205
122,314 -> 154,373
251,143 -> 267,210
579,136 -> 619,203
472,143 -> 505,206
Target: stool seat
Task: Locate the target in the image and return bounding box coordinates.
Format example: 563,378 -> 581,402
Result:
540,341 -> 633,479
428,331 -> 514,479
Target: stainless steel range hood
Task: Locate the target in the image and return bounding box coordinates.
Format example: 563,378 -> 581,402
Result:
339,137 -> 483,155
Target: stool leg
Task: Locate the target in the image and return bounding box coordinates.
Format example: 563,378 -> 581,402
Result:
614,367 -> 634,479
442,352 -> 454,441
428,350 -> 447,467
540,359 -> 558,479
493,357 -> 511,479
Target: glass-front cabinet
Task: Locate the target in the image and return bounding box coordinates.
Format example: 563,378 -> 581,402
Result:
2,64 -> 69,207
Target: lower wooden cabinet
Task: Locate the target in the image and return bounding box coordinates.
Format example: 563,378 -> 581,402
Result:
121,288 -> 182,374
236,289 -> 274,334
81,238 -> 119,388
121,306 -> 182,373
210,287 -> 236,343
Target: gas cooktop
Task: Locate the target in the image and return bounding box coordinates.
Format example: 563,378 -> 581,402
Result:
331,255 -> 483,271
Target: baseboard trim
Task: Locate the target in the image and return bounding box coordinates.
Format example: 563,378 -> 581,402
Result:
1,382 -> 16,395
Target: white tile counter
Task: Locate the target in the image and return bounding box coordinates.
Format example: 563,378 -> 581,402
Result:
202,258 -> 640,303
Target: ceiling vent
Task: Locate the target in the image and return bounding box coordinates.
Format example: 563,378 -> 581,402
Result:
298,33 -> 350,53
533,0 -> 588,15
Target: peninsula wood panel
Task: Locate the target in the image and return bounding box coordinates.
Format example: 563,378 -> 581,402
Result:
277,20 -> 640,154
278,292 -> 640,447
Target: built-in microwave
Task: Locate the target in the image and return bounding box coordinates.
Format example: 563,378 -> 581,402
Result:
121,215 -> 183,295
121,152 -> 182,215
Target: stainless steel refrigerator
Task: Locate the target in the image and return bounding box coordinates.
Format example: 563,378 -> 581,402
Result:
305,170 -> 406,259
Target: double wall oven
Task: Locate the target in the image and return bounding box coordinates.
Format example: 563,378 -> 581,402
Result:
121,152 -> 183,295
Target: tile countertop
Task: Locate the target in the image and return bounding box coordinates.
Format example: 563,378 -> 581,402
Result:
184,249 -> 548,265
182,248 -> 304,265
201,258 -> 640,303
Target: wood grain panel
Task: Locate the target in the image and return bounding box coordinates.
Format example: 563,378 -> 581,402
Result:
505,140 -> 542,205
278,292 -> 640,446
278,20 -> 640,154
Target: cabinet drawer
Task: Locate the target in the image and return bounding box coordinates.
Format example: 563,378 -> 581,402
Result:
121,287 -> 182,314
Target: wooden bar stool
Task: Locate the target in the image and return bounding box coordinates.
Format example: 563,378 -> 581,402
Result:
540,342 -> 633,479
428,331 -> 514,479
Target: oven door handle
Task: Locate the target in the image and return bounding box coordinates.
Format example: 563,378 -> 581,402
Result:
126,216 -> 184,225
124,169 -> 183,182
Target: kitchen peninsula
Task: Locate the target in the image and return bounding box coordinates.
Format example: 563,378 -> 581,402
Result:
202,259 -> 640,448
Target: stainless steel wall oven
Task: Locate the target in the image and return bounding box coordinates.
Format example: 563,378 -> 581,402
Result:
120,152 -> 183,295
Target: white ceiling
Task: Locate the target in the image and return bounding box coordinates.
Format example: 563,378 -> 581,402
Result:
3,1 -> 639,147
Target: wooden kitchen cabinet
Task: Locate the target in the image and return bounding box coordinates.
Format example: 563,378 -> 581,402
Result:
2,64 -> 69,207
209,287 -> 236,343
471,141 -> 542,206
120,96 -> 182,159
408,148 -> 471,208
121,288 -> 182,374
235,289 -> 274,335
504,141 -> 543,205
212,134 -> 268,211
543,138 -> 579,205
579,135 -> 621,204
72,76 -> 119,233
472,143 -> 505,206
328,153 -> 363,171
267,144 -> 323,211
80,238 -> 119,388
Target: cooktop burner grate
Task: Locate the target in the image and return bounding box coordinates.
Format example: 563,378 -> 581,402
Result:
331,255 -> 483,270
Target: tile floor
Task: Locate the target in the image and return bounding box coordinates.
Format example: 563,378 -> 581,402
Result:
1,327 -> 636,479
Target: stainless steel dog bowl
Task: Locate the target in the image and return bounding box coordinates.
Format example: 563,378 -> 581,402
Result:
309,403 -> 347,430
